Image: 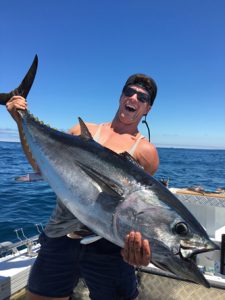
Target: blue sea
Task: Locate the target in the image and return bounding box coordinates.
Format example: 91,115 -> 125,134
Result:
0,141 -> 225,243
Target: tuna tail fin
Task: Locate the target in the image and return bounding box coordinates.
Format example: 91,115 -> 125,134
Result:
0,55 -> 38,105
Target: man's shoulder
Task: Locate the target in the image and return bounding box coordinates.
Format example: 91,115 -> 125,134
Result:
135,138 -> 159,175
85,122 -> 99,129
138,137 -> 157,153
69,122 -> 98,135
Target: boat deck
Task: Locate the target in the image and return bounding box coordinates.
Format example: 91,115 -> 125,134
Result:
0,190 -> 225,300
0,244 -> 39,300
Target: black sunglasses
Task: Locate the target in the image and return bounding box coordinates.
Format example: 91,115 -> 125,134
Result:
123,86 -> 150,104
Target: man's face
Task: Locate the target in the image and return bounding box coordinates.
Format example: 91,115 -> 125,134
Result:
118,85 -> 151,125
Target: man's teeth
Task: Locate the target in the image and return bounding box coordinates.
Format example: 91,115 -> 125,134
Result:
126,104 -> 136,112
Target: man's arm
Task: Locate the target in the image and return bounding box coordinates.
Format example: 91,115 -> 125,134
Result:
121,139 -> 159,266
68,124 -> 81,135
6,96 -> 39,172
69,122 -> 98,137
136,140 -> 159,176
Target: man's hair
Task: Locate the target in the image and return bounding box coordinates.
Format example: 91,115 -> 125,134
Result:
123,73 -> 157,106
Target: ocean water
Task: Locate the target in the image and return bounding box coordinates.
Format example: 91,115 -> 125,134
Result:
0,141 -> 225,243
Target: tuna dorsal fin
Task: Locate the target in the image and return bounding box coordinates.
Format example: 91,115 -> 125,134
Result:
76,161 -> 124,198
78,117 -> 93,141
120,151 -> 144,169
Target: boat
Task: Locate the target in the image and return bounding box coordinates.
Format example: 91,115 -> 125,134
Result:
0,189 -> 225,300
0,233 -> 39,300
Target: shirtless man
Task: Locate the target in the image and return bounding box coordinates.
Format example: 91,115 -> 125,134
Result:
7,73 -> 159,300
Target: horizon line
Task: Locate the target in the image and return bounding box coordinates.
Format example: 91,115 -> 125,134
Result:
0,139 -> 225,151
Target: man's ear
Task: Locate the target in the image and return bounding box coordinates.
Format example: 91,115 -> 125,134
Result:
144,105 -> 151,116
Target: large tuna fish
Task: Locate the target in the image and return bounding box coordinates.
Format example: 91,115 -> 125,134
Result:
0,56 -> 219,288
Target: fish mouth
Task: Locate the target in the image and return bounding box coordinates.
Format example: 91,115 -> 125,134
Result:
151,237 -> 219,287
179,238 -> 220,259
168,238 -> 220,288
152,249 -> 212,288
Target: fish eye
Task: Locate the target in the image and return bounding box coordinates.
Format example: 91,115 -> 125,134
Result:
174,222 -> 189,236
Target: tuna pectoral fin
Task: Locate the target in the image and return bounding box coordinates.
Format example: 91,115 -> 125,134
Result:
76,161 -> 124,198
0,55 -> 38,105
80,235 -> 102,245
15,172 -> 43,182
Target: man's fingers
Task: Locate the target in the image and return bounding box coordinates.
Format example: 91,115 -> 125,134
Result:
133,232 -> 142,266
141,239 -> 151,266
127,231 -> 135,264
9,96 -> 26,100
8,96 -> 27,105
6,96 -> 27,112
122,232 -> 151,267
121,234 -> 130,262
122,231 -> 137,265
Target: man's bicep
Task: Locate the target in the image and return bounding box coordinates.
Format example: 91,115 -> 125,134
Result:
68,124 -> 80,135
147,147 -> 159,175
137,143 -> 159,176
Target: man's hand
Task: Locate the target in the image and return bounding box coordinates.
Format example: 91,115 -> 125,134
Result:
6,96 -> 27,123
121,231 -> 151,267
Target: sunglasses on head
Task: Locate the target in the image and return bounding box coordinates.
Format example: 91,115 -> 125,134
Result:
123,86 -> 150,104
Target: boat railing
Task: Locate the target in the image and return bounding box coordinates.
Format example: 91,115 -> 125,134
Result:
0,224 -> 43,258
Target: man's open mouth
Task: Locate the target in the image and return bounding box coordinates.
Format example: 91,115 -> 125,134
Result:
125,104 -> 137,112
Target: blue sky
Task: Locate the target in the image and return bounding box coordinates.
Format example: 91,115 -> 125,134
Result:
0,0 -> 224,149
